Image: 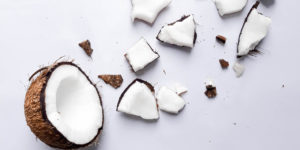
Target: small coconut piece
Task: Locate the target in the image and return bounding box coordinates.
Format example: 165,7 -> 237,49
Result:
98,74 -> 123,89
25,62 -> 103,149
214,0 -> 248,16
117,79 -> 159,120
79,40 -> 93,57
237,1 -> 272,57
205,80 -> 217,98
219,59 -> 229,69
173,83 -> 188,96
125,38 -> 159,72
157,86 -> 185,114
216,35 -> 227,44
131,0 -> 172,24
156,15 -> 197,48
233,62 -> 245,77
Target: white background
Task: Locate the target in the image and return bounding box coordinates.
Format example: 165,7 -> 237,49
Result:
1,0 -> 299,150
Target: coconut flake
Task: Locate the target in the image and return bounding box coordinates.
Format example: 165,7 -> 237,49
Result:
238,2 -> 271,56
117,79 -> 159,120
131,0 -> 172,24
173,83 -> 188,95
233,62 -> 245,77
157,86 -> 185,114
45,64 -> 103,145
156,15 -> 197,48
214,0 -> 248,16
125,38 -> 159,72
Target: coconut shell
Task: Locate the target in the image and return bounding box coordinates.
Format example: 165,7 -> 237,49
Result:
24,62 -> 103,149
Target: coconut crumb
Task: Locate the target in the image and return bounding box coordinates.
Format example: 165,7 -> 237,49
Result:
163,69 -> 166,75
98,75 -> 123,89
204,81 -> 217,98
79,40 -> 93,57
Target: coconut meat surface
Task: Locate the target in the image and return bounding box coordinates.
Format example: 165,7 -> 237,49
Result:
131,0 -> 172,24
214,0 -> 248,16
157,86 -> 185,114
173,83 -> 188,95
126,38 -> 159,72
157,15 -> 196,48
118,81 -> 159,120
233,62 -> 245,77
238,9 -> 271,56
45,64 -> 103,145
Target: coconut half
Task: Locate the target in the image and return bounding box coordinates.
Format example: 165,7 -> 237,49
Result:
156,15 -> 197,48
25,62 -> 104,149
214,0 -> 248,16
117,79 -> 159,120
131,0 -> 172,24
237,1 -> 272,57
157,86 -> 185,114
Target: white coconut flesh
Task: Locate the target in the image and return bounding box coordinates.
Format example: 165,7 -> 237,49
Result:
214,0 -> 248,16
157,86 -> 185,114
173,83 -> 188,95
125,38 -> 159,72
118,80 -> 159,120
233,62 -> 245,77
157,15 -> 196,48
238,9 -> 271,56
131,0 -> 172,24
44,64 -> 103,145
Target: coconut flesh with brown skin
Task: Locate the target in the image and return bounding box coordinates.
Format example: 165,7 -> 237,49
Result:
25,62 -> 104,149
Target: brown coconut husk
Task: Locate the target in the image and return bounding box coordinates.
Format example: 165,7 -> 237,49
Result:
24,62 -> 103,149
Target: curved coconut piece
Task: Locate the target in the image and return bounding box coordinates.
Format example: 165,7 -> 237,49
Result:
24,62 -> 104,149
156,15 -> 197,48
237,1 -> 271,57
131,0 -> 172,24
117,79 -> 159,120
214,0 -> 248,16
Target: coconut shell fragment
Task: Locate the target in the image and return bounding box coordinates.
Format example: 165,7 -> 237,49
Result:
219,59 -> 229,69
205,85 -> 217,98
79,40 -> 93,57
216,35 -> 227,44
98,74 -> 123,89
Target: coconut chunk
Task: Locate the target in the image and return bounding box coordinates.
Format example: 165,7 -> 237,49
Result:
157,86 -> 185,114
117,79 -> 159,120
214,0 -> 248,16
156,15 -> 197,48
173,83 -> 188,95
237,2 -> 271,57
25,62 -> 103,149
125,38 -> 159,72
233,62 -> 245,77
131,0 -> 172,24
